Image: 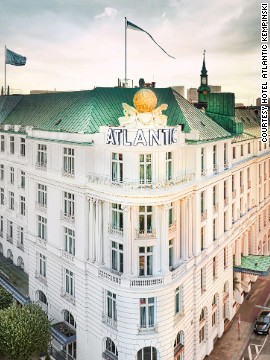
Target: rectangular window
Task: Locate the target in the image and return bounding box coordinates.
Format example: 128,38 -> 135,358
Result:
139,246 -> 153,276
201,191 -> 205,213
224,211 -> 227,232
240,171 -> 243,187
7,220 -> 13,239
232,175 -> 235,192
65,269 -> 74,296
166,152 -> 172,180
0,216 -> 3,236
232,147 -> 236,159
37,144 -> 47,166
39,253 -> 46,277
63,147 -> 74,175
20,170 -> 25,189
0,164 -> 4,180
20,196 -> 25,216
224,247 -> 228,268
112,241 -> 123,273
1,135 -> 5,152
213,218 -> 216,241
259,141 -> 262,152
139,206 -> 152,234
201,267 -> 206,291
10,167 -> 14,184
20,138 -> 25,156
213,257 -> 217,278
213,186 -> 216,206
0,188 -> 4,205
112,153 -> 123,182
224,143 -> 227,162
111,203 -> 123,231
64,227 -> 75,255
241,145 -> 243,156
213,145 -> 217,168
248,142 -> 251,154
201,226 -> 205,250
106,291 -> 117,321
224,180 -> 227,200
175,286 -> 184,315
169,239 -> 174,268
168,202 -> 173,226
139,154 -> 152,184
19,227 -> 24,247
37,184 -> 47,207
10,136 -> 15,154
201,148 -> 205,174
64,192 -> 75,219
38,215 -> 47,240
9,191 -> 14,210
140,297 -> 155,329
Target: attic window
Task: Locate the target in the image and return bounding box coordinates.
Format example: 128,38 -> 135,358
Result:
241,117 -> 245,122
246,117 -> 251,123
200,121 -> 206,127
55,119 -> 62,126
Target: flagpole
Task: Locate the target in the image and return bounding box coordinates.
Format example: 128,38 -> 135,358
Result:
4,45 -> 6,95
125,17 -> 127,87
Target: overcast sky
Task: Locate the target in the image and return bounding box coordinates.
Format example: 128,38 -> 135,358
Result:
0,0 -> 260,104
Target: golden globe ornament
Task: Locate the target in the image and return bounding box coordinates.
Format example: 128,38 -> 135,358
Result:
133,89 -> 157,113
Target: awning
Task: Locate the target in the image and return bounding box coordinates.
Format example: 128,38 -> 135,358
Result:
51,322 -> 76,346
233,255 -> 270,276
0,275 -> 30,305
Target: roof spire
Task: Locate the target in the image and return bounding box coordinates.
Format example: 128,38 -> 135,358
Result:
201,49 -> 207,76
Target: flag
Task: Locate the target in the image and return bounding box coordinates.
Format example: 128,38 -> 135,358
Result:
5,48 -> 27,66
126,20 -> 175,59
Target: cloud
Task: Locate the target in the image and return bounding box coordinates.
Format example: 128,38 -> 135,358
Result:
95,7 -> 118,19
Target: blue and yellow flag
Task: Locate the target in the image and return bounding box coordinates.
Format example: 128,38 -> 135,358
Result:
6,48 -> 27,66
126,20 -> 175,59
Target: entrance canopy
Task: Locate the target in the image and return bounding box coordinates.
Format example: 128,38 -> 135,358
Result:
233,255 -> 270,276
51,322 -> 76,345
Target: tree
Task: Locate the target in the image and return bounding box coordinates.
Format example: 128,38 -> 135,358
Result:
0,303 -> 51,360
0,287 -> 13,310
233,276 -> 240,291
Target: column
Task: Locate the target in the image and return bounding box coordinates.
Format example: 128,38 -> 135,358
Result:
95,200 -> 103,264
235,238 -> 241,266
88,198 -> 96,262
160,204 -> 169,273
243,231 -> 249,256
123,206 -> 132,275
175,200 -> 181,260
180,199 -> 187,259
188,196 -> 193,257
250,225 -> 256,254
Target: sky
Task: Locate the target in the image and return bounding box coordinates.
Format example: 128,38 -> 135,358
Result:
0,0 -> 260,104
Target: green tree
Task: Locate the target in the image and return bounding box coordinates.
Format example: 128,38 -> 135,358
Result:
0,303 -> 51,360
0,287 -> 13,310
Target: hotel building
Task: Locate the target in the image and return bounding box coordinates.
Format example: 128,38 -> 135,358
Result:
0,60 -> 269,360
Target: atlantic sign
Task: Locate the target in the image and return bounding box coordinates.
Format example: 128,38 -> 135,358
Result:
106,128 -> 178,146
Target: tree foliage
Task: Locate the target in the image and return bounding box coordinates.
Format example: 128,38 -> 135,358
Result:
0,287 -> 13,310
0,303 -> 51,360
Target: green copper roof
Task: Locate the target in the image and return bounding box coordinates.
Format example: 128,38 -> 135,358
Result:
235,109 -> 262,138
0,87 -> 231,141
234,255 -> 270,276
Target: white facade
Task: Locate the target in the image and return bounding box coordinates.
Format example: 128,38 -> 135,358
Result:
0,107 -> 270,360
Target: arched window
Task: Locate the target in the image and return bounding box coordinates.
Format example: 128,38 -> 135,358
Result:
63,310 -> 76,328
17,256 -> 24,270
0,242 -> 3,254
199,308 -> 207,344
103,338 -> 118,358
37,290 -> 47,305
137,346 -> 158,360
212,294 -> 218,327
7,249 -> 13,262
174,331 -> 184,360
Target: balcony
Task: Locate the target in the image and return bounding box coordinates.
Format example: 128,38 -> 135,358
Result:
130,276 -> 164,287
35,201 -> 47,213
6,234 -> 13,244
88,172 -> 194,191
61,251 -> 74,262
232,190 -> 236,198
138,324 -> 157,334
60,211 -> 75,224
201,210 -> 207,222
35,271 -> 47,285
168,221 -> 176,232
102,313 -> 117,330
35,162 -> 47,171
60,288 -> 75,305
135,229 -> 156,239
108,224 -> 123,237
98,268 -> 121,285
213,203 -> 219,213
224,161 -> 229,170
61,168 -> 75,179
36,236 -> 47,247
213,164 -> 218,174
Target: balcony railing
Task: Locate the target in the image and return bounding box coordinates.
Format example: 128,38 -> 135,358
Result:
102,313 -> 117,330
138,324 -> 157,334
135,229 -> 156,239
60,211 -> 75,224
213,203 -> 219,213
168,221 -> 176,232
61,168 -> 75,178
98,268 -> 121,285
108,224 -> 123,237
88,172 -> 194,190
6,234 -> 13,244
61,251 -> 74,262
130,276 -> 164,287
60,288 -> 75,305
35,202 -> 47,213
35,162 -> 47,171
201,210 -> 207,222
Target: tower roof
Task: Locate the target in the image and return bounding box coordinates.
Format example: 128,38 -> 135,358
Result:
201,50 -> 207,76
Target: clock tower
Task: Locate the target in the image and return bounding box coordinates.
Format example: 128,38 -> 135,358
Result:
197,50 -> 211,106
